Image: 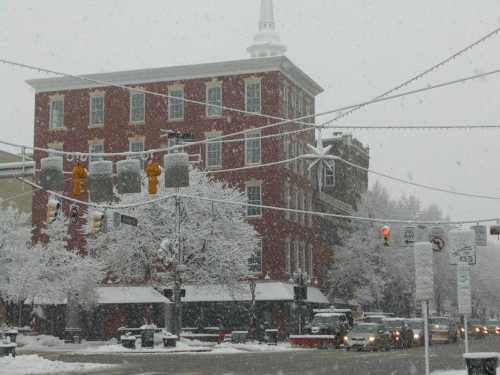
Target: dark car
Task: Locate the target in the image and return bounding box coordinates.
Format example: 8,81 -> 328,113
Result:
430,317 -> 458,344
306,312 -> 349,346
406,318 -> 430,346
382,318 -> 413,349
345,323 -> 392,351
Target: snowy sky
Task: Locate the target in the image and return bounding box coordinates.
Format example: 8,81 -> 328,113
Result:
1,0 -> 500,222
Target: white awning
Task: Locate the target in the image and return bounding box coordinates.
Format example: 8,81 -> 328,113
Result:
96,286 -> 170,305
180,282 -> 328,304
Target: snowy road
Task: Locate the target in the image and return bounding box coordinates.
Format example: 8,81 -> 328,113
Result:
38,336 -> 500,375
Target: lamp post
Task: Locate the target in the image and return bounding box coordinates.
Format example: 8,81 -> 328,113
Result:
292,270 -> 308,335
242,273 -> 259,340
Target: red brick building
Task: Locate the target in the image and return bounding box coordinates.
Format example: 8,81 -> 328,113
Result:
27,55 -> 332,283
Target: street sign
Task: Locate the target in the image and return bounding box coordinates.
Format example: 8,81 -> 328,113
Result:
120,214 -> 138,227
449,230 -> 476,265
457,262 -> 472,315
470,225 -> 487,247
429,226 -> 447,252
415,242 -> 433,301
490,225 -> 500,236
402,226 -> 416,247
69,205 -> 80,225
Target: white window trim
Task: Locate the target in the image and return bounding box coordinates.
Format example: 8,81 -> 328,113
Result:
129,90 -> 145,124
245,180 -> 262,218
285,238 -> 291,274
308,244 -> 314,277
205,131 -> 223,170
244,77 -> 262,114
245,130 -> 262,166
89,92 -> 105,128
206,80 -> 223,118
168,84 -> 185,121
49,95 -> 65,130
282,85 -> 289,118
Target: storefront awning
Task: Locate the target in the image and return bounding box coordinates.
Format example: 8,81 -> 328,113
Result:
180,282 -> 328,304
97,286 -> 170,305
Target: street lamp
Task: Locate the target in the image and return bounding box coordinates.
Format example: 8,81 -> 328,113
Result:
292,270 -> 309,335
242,273 -> 260,340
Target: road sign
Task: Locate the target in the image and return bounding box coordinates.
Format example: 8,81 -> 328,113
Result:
457,262 -> 472,315
402,226 -> 416,247
490,225 -> 500,236
415,242 -> 433,301
470,225 -> 487,246
429,226 -> 447,252
449,230 -> 476,265
120,214 -> 138,227
69,205 -> 80,225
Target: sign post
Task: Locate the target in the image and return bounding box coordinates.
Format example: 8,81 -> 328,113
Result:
457,262 -> 472,353
402,226 -> 416,247
415,242 -> 433,375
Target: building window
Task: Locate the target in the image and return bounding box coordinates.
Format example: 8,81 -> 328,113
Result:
297,191 -> 303,225
300,241 -> 306,272
308,195 -> 314,227
245,79 -> 261,113
290,187 -> 296,222
294,240 -> 300,272
206,135 -> 222,169
290,91 -> 296,118
89,142 -> 104,162
49,98 -> 64,129
206,85 -> 222,117
282,86 -> 289,118
324,161 -> 335,187
168,88 -> 184,121
129,139 -> 145,168
285,238 -> 291,274
284,182 -> 290,220
246,182 -> 262,217
90,95 -> 104,126
248,240 -> 263,273
245,130 -> 261,165
130,92 -> 145,123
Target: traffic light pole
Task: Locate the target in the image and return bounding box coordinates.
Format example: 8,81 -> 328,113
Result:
173,191 -> 183,336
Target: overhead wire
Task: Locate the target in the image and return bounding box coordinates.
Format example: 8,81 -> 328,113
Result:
15,178 -> 500,226
3,66 -> 500,158
322,25 -> 500,125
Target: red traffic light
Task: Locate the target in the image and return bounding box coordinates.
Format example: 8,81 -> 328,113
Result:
381,225 -> 391,246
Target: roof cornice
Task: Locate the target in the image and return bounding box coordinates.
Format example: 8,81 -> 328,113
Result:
26,56 -> 323,97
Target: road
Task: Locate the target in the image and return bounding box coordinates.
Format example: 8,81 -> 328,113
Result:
44,337 -> 500,375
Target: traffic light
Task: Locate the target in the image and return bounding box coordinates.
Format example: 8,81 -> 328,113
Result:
381,225 -> 391,247
145,159 -> 161,195
72,161 -> 88,197
47,199 -> 61,223
89,211 -> 106,235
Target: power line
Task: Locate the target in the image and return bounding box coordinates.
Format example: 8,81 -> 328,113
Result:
16,178 -> 500,226
3,66 -> 500,158
324,25 -> 500,124
329,155 -> 500,201
320,124 -> 500,130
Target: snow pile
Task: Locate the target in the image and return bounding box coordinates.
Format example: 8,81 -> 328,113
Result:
433,370 -> 500,375
0,354 -> 115,375
17,334 -> 65,349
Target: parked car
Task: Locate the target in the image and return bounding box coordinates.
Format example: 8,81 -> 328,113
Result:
345,323 -> 392,351
485,320 -> 500,336
430,317 -> 458,344
382,318 -> 413,349
405,318 -> 429,346
313,308 -> 354,329
468,319 -> 488,338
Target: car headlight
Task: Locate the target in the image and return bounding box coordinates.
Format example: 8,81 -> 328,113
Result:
475,328 -> 480,332
414,333 -> 420,340
395,331 -> 400,336
344,336 -> 349,342
368,336 -> 376,342
460,328 -> 465,332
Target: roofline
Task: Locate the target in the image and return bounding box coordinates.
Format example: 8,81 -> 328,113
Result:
26,56 -> 324,97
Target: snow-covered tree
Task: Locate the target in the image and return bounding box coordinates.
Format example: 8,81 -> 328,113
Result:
90,169 -> 261,286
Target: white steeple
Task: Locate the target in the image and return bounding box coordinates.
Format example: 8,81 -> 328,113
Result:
247,0 -> 287,58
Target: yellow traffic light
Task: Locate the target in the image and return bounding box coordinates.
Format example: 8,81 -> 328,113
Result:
89,211 -> 106,235
72,161 -> 88,197
47,199 -> 61,223
146,159 -> 161,195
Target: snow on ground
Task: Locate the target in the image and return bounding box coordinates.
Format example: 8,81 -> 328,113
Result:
17,335 -> 107,353
0,354 -> 116,375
